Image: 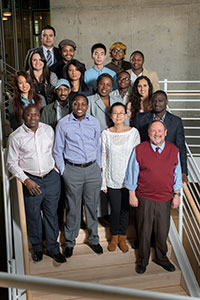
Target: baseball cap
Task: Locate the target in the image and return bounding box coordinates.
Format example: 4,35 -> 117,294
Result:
55,79 -> 71,89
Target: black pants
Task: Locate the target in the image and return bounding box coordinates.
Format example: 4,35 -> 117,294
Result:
107,187 -> 129,236
136,196 -> 171,267
23,170 -> 61,254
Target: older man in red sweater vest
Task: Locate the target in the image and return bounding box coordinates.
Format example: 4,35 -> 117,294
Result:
126,120 -> 182,274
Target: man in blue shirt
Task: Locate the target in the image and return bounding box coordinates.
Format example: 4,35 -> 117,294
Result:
84,43 -> 117,91
53,94 -> 103,258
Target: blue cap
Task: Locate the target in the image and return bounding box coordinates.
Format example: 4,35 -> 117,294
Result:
55,79 -> 70,89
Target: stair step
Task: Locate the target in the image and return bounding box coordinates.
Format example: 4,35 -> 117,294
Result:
58,222 -> 136,245
150,285 -> 188,296
31,262 -> 181,300
30,218 -> 178,300
30,240 -> 172,276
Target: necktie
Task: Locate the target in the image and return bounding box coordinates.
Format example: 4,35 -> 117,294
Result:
156,147 -> 160,153
46,50 -> 53,67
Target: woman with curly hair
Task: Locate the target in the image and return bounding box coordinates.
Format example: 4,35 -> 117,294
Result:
28,49 -> 58,104
127,75 -> 153,126
9,71 -> 45,130
63,59 -> 94,104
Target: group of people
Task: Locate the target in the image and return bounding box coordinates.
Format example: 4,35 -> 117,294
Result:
6,24 -> 187,274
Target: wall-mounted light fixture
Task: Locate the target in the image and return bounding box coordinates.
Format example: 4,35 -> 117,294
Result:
3,17 -> 8,21
3,11 -> 12,17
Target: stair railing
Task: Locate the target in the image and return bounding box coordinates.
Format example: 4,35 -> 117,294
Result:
161,79 -> 200,289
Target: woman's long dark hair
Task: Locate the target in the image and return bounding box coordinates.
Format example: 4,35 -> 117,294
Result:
28,49 -> 51,84
129,75 -> 153,125
63,59 -> 88,91
13,71 -> 41,122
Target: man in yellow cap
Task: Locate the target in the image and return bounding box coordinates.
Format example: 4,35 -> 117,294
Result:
105,42 -> 131,74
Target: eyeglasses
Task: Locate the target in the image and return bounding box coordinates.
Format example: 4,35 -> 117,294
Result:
112,49 -> 124,54
112,112 -> 126,116
118,77 -> 130,82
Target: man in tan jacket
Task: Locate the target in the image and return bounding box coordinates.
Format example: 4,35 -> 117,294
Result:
128,50 -> 160,92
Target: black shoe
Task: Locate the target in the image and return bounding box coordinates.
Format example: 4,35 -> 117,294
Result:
52,253 -> 66,263
80,220 -> 87,230
158,262 -> 176,272
89,243 -> 103,254
64,247 -> 74,258
136,264 -> 146,274
32,251 -> 43,262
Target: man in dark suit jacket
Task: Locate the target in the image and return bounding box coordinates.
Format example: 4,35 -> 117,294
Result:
24,25 -> 62,71
132,90 -> 187,183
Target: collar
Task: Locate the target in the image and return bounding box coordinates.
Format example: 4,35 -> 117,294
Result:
22,122 -> 42,133
111,59 -> 123,66
56,100 -> 69,108
92,65 -> 104,72
20,94 -> 35,106
153,112 -> 166,122
70,112 -> 90,121
42,46 -> 54,53
150,141 -> 165,152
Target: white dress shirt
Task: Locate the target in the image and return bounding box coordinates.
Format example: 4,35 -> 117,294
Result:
7,122 -> 55,183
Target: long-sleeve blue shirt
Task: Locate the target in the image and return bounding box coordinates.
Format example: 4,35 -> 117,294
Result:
53,113 -> 101,174
125,141 -> 182,192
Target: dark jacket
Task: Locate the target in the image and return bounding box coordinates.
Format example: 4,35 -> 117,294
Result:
105,59 -> 132,74
40,101 -> 70,130
132,110 -> 187,174
24,46 -> 62,71
50,60 -> 86,79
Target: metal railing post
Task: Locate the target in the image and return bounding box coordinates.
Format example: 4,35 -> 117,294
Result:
179,188 -> 183,242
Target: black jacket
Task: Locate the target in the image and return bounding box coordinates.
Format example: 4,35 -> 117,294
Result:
24,46 -> 62,71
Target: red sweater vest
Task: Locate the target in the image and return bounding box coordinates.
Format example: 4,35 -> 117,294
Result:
136,141 -> 179,202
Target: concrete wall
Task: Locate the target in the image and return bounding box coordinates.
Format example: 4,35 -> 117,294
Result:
51,0 -> 200,81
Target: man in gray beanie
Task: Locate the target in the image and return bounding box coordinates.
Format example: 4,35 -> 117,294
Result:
50,39 -> 86,78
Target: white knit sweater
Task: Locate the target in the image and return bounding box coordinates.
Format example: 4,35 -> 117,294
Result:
101,127 -> 140,190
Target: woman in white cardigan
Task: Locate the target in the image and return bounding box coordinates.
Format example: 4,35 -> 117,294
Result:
101,102 -> 140,252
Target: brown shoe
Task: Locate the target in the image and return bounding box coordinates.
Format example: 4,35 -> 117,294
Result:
118,235 -> 129,252
108,235 -> 119,251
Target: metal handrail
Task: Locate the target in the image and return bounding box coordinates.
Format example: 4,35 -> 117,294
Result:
0,271 -> 199,300
164,81 -> 200,285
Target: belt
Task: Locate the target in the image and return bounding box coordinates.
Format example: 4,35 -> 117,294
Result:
25,169 -> 54,179
65,159 -> 96,168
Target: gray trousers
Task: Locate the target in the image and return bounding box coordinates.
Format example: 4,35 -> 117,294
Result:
62,162 -> 101,247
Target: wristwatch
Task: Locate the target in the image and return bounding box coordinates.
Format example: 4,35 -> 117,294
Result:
173,192 -> 181,197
